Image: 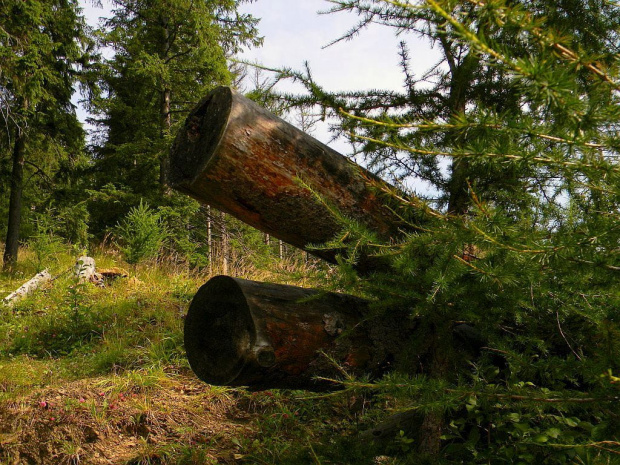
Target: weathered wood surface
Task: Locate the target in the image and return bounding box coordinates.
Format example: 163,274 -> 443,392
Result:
74,256 -> 96,282
2,269 -> 52,307
184,275 -> 413,390
170,86 -> 412,270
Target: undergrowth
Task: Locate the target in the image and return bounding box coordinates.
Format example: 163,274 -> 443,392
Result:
0,245 -> 389,464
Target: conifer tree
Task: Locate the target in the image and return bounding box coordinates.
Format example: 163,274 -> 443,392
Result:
86,0 -> 260,254
0,0 -> 89,270
89,0 -> 260,189
268,0 -> 620,461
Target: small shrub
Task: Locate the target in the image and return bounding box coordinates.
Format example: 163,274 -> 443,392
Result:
115,200 -> 167,265
28,209 -> 67,272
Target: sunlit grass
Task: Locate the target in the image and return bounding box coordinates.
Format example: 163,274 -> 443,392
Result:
0,243 -> 351,464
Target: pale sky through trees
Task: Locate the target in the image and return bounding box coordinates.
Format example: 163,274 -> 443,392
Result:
78,0 -> 438,151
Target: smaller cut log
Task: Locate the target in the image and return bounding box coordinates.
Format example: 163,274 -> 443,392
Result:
184,276 -> 414,390
74,256 -> 96,282
2,269 -> 52,307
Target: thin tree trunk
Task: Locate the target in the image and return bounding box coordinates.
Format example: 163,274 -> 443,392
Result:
3,130 -> 26,271
420,45 -> 478,456
160,87 -> 171,187
445,49 -> 479,215
207,205 -> 213,275
220,210 -> 228,275
159,16 -> 171,189
418,322 -> 453,457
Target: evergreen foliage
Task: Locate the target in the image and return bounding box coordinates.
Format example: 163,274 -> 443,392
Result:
1,0 -> 619,462
115,200 -> 167,264
85,0 -> 261,249
264,0 -> 620,461
0,0 -> 90,268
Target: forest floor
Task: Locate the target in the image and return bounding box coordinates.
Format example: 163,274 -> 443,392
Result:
0,247 -> 392,464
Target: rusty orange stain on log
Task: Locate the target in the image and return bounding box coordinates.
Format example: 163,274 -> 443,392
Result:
265,320 -> 331,376
344,347 -> 372,369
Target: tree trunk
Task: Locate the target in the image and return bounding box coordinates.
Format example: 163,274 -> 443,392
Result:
417,320 -> 456,458
74,256 -> 96,282
160,86 -> 171,188
3,131 -> 26,271
184,275 -> 414,390
207,205 -> 213,275
445,50 -> 479,215
220,210 -> 228,275
159,16 -> 171,189
170,86 -> 417,272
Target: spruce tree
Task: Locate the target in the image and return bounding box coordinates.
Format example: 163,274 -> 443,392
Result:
86,0 -> 261,254
89,0 -> 260,189
0,0 -> 89,270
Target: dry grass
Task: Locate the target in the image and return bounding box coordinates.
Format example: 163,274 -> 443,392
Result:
0,370 -> 252,464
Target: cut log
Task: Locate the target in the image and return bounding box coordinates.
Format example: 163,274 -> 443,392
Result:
184,275 -> 413,390
170,86 -> 415,271
2,269 -> 52,307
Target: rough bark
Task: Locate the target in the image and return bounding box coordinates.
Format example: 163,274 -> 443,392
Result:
184,275 -> 413,390
74,256 -> 96,282
170,86 -> 414,271
3,131 -> 26,270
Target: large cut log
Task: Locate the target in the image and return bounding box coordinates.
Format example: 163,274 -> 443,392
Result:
170,86 -> 413,269
184,275 -> 413,390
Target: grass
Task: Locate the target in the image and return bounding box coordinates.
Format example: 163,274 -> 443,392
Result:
0,243 -> 391,464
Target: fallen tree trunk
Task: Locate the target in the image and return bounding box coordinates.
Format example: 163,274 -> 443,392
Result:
184,275 -> 413,390
170,86 -> 414,271
2,269 -> 52,307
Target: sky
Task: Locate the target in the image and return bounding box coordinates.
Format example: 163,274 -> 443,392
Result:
77,0 -> 439,150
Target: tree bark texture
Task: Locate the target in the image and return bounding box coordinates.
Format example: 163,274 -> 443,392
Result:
3,131 -> 26,270
158,14 -> 172,189
74,256 -> 96,282
170,86 -> 412,271
184,275 -> 413,390
2,269 -> 52,307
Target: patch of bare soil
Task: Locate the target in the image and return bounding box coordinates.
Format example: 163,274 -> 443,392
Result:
0,373 -> 254,464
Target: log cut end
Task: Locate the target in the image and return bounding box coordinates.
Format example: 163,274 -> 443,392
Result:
170,86 -> 233,190
184,275 -> 256,386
